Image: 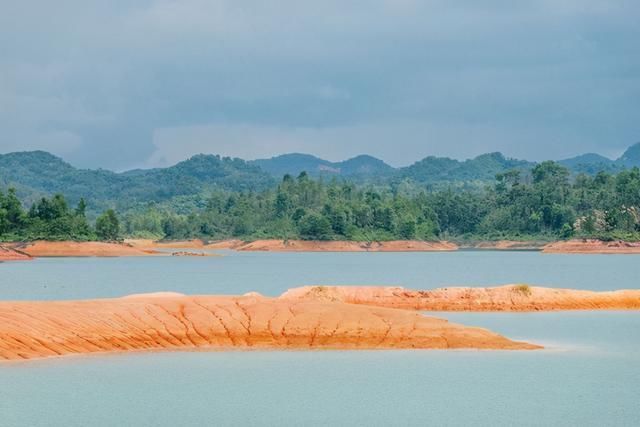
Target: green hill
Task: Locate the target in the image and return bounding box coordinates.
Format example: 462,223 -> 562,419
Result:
617,142 -> 640,168
252,153 -> 394,180
0,151 -> 274,212
3,142 -> 640,213
399,152 -> 533,185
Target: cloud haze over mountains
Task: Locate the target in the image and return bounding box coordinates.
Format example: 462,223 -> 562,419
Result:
1,1 -> 638,170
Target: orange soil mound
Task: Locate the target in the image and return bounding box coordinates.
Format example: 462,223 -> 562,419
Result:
16,241 -> 160,257
233,239 -> 458,252
542,239 -> 640,254
0,294 -> 538,361
281,285 -> 640,311
0,246 -> 32,261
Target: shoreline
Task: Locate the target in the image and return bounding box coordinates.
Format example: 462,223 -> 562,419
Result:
541,239 -> 640,254
127,239 -> 460,252
2,238 -> 640,259
0,246 -> 32,261
129,238 -> 640,254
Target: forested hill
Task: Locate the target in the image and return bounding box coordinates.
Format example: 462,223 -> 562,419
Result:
0,151 -> 274,211
398,152 -> 533,186
4,160 -> 639,243
1,143 -> 640,212
252,153 -> 395,180
253,143 -> 640,182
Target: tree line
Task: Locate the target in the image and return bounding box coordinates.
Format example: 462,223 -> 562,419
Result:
3,162 -> 640,242
0,189 -> 120,241
122,162 -> 640,241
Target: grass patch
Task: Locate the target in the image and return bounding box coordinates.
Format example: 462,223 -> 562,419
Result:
513,284 -> 532,296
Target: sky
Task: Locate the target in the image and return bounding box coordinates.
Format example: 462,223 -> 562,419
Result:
1,0 -> 639,170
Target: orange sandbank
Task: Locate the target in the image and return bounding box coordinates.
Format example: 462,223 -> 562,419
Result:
542,239 -> 640,254
0,293 -> 539,361
0,246 -> 32,261
281,285 -> 640,311
14,241 -> 160,257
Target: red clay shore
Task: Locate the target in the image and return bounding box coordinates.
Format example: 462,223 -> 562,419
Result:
542,239 -> 640,254
129,238 -> 640,253
281,285 -> 640,311
12,241 -> 161,257
0,246 -> 32,261
0,293 -> 539,361
233,239 -> 458,252
129,239 -> 458,252
8,238 -> 640,257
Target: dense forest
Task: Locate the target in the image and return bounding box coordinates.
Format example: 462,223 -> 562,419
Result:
0,189 -> 119,242
2,142 -> 639,215
3,161 -> 639,242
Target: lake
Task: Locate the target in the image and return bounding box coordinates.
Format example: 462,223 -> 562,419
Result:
1,251 -> 639,426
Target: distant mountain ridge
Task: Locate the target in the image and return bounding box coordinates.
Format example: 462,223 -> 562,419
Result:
0,151 -> 273,211
1,142 -> 639,210
398,152 -> 534,185
557,142 -> 640,174
617,142 -> 640,167
253,143 -> 640,182
252,153 -> 394,179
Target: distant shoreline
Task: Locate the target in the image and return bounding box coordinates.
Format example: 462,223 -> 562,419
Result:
122,238 -> 640,254
2,238 -> 640,259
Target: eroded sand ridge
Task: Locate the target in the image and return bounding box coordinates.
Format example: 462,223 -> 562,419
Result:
0,293 -> 539,361
281,285 -> 640,311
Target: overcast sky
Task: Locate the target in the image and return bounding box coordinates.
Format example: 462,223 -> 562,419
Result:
1,0 -> 638,170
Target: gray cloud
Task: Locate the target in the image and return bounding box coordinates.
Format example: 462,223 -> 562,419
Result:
1,0 -> 638,169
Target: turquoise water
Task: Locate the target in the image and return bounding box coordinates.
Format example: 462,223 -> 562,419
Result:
1,250 -> 639,300
1,252 -> 639,426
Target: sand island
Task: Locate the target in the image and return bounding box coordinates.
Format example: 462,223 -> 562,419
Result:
0,292 -> 540,361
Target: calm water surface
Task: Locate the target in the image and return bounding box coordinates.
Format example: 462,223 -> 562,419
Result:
1,250 -> 639,300
1,251 -> 639,426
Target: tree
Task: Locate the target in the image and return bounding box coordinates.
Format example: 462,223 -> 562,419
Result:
96,209 -> 120,240
397,215 -> 417,239
75,198 -> 87,217
298,213 -> 332,240
4,188 -> 25,228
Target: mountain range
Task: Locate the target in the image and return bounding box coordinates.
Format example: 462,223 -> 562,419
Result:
1,142 -> 639,212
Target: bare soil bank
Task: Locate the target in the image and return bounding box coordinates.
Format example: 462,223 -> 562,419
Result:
129,239 -> 458,252
542,239 -> 640,254
13,241 -> 161,257
281,285 -> 640,311
0,246 -> 32,261
129,238 -> 640,253
0,293 -> 539,361
11,238 -> 640,257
